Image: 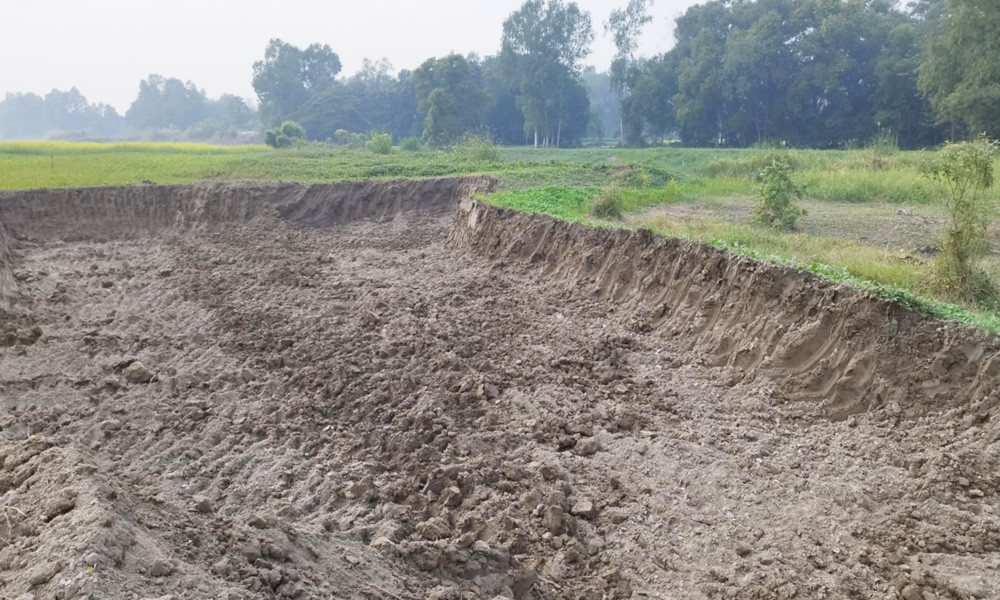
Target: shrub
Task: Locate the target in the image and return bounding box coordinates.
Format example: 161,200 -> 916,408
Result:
590,187 -> 624,220
455,131 -> 500,163
264,121 -> 306,149
400,137 -> 422,152
621,165 -> 676,188
334,129 -> 352,145
366,133 -> 393,155
922,137 -> 1000,302
264,130 -> 291,148
280,121 -> 306,140
752,158 -> 805,230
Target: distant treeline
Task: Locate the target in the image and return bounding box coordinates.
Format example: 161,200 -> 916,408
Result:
0,76 -> 257,143
1,0 -> 996,148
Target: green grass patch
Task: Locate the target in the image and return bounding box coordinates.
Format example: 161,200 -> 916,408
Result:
487,186 -> 597,222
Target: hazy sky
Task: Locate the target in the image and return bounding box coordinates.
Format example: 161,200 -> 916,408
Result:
0,0 -> 702,112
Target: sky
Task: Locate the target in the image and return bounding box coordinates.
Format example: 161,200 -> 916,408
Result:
0,0 -> 702,113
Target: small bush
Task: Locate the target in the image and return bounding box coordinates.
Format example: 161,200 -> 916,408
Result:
922,137 -> 1000,302
752,158 -> 805,230
400,137 -> 422,152
590,187 -> 624,220
455,131 -> 500,163
366,133 -> 393,155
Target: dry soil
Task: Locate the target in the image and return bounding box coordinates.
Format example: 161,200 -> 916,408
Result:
1,178 -> 1000,600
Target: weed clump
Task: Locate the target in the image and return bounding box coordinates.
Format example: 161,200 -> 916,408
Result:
590,187 -> 624,220
454,132 -> 500,163
752,158 -> 805,230
922,137 -> 1000,304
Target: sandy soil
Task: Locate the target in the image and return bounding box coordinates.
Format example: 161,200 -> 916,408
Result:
1,179 -> 999,600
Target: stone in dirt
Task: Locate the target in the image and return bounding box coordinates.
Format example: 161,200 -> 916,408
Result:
124,361 -> 154,383
416,516 -> 452,541
441,485 -> 463,507
543,506 -> 564,534
27,560 -> 61,586
149,560 -> 174,577
42,495 -> 76,521
192,494 -> 214,514
575,438 -> 601,456
571,499 -> 598,519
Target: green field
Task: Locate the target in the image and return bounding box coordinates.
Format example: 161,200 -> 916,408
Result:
3,140 -> 1000,331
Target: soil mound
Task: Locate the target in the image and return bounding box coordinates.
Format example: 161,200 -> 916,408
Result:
2,179 -> 999,600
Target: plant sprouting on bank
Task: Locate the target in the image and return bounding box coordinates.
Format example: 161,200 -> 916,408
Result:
922,137 -> 1000,303
752,158 -> 805,230
589,187 -> 624,220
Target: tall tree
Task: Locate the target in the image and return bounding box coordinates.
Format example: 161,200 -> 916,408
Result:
629,54 -> 677,143
482,55 -> 527,145
413,54 -> 489,144
918,0 -> 1000,137
606,0 -> 653,145
252,39 -> 341,127
581,67 -> 620,143
501,0 -> 595,147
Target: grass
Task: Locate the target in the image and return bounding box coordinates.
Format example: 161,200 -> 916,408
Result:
4,140 -> 1000,332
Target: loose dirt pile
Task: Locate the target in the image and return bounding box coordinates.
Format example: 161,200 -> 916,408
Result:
1,179 -> 999,600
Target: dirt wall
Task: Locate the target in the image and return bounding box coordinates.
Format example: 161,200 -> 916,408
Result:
0,219 -> 12,307
450,197 -> 1000,423
0,177 -> 496,243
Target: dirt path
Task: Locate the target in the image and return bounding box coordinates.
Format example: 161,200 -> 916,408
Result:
1,181 -> 999,600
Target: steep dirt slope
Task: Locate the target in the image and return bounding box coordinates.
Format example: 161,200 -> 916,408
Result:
1,180 -> 999,600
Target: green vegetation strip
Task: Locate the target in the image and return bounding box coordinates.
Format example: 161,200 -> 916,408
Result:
485,186 -> 1000,334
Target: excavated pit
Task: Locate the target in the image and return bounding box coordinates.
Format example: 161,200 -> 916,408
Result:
2,178 -> 1000,600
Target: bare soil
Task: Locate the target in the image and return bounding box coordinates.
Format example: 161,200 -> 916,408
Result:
2,179 -> 1000,600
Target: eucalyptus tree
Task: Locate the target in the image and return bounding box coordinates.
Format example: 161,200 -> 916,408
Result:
606,0 -> 653,146
500,0 -> 594,147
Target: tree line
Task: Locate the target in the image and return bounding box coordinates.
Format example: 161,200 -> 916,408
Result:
1,0 -> 996,148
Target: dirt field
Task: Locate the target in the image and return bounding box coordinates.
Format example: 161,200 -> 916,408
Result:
2,178 -> 1000,600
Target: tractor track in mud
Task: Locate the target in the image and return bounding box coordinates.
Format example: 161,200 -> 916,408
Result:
1,178 -> 1000,600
